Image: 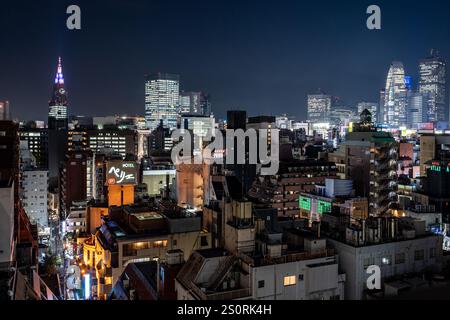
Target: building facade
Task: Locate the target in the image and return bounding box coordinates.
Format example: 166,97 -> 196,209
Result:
307,94 -> 331,124
383,62 -> 407,127
419,50 -> 447,123
21,170 -> 48,228
145,73 -> 180,130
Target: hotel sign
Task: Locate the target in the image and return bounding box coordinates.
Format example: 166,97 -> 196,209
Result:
106,161 -> 137,186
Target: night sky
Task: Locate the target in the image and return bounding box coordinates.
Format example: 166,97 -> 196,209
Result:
1,0 -> 450,122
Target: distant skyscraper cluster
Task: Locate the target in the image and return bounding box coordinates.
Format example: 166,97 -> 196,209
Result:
144,73 -> 211,130
306,50 -> 448,130
379,50 -> 448,129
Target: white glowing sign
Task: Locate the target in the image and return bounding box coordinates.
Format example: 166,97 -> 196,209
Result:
106,161 -> 137,185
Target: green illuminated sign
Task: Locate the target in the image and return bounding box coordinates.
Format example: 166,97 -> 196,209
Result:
300,196 -> 311,211
430,165 -> 441,172
317,200 -> 332,214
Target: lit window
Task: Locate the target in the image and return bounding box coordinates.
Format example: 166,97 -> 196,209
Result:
284,275 -> 296,286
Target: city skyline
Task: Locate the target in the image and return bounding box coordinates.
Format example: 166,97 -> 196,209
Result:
3,1 -> 450,304
2,0 -> 450,122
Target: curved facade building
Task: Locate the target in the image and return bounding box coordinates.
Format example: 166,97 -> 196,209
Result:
383,62 -> 407,127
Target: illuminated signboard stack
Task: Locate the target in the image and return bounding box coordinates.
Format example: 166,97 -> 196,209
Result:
299,195 -> 332,222
106,160 -> 137,206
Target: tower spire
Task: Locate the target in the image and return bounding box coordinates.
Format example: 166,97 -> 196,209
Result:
54,56 -> 64,85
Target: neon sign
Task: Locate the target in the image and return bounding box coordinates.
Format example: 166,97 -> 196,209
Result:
106,161 -> 137,185
300,196 -> 311,211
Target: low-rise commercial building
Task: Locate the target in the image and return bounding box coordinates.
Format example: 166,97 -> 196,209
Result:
84,202 -> 211,299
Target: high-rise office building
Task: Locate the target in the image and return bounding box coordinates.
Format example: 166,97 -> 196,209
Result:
419,49 -> 447,123
19,122 -> 49,170
145,73 -> 180,130
404,75 -> 413,90
0,101 -> 10,120
383,62 -> 407,127
180,92 -> 197,114
307,93 -> 331,123
48,57 -> 68,130
407,91 -> 430,129
180,91 -> 211,116
87,127 -> 136,159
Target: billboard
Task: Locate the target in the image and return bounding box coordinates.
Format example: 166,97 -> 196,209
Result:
299,196 -> 311,211
106,161 -> 137,186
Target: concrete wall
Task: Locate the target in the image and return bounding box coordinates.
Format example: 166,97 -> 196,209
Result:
329,235 -> 443,300
251,256 -> 342,300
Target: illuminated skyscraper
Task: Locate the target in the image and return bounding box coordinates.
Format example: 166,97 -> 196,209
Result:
419,49 -> 447,123
407,91 -> 430,129
383,62 -> 407,127
379,89 -> 385,123
180,91 -> 212,116
307,93 -> 331,123
48,57 -> 68,130
145,73 -> 180,130
48,57 -> 68,178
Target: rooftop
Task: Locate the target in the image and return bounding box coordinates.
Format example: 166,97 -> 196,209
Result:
132,211 -> 163,221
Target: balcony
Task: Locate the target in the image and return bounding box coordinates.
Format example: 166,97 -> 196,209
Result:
190,283 -> 251,300
239,249 -> 335,267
